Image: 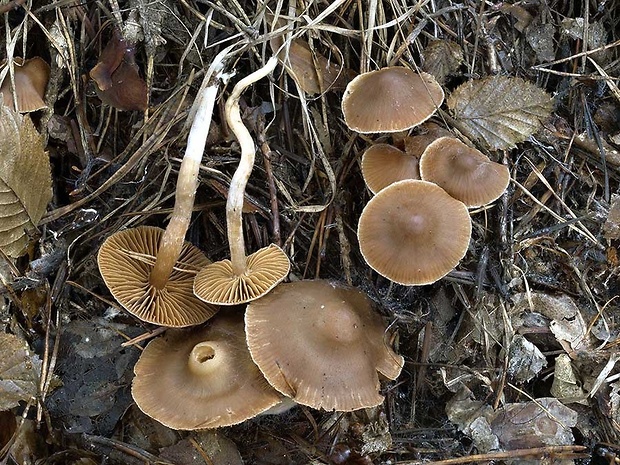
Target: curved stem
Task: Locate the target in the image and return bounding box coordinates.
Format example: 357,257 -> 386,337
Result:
149,82 -> 219,289
225,57 -> 278,276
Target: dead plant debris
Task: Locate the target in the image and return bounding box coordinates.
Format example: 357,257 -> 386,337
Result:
0,0 -> 620,464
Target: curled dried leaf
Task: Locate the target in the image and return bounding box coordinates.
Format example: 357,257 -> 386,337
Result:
447,75 -> 553,150
0,103 -> 52,257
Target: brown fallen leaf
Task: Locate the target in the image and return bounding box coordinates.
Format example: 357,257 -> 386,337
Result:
272,38 -> 355,94
0,102 -> 52,257
89,30 -> 148,111
0,332 -> 41,410
447,75 -> 553,150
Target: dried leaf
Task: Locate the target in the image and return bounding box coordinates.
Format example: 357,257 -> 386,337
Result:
507,334 -> 547,383
273,39 -> 354,94
604,194 -> 620,240
447,75 -> 553,150
550,354 -> 587,404
422,39 -> 464,85
0,103 -> 52,257
491,398 -> 577,449
0,332 -> 41,410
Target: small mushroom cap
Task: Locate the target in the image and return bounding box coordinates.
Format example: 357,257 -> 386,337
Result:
419,137 -> 510,207
0,57 -> 50,112
358,180 -> 471,285
132,312 -> 283,430
362,143 -> 420,194
341,68 -> 444,134
97,226 -> 218,327
245,280 -> 404,412
193,244 -> 290,305
403,122 -> 453,157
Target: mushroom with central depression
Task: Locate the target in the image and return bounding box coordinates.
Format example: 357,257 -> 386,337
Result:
132,312 -> 283,430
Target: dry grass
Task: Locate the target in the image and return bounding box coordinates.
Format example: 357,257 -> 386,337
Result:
1,0 -> 620,463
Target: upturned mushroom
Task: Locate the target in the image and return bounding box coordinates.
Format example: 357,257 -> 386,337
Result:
357,180 -> 471,285
193,58 -> 290,306
97,52 -> 229,326
0,57 -> 50,112
341,67 -> 444,134
132,312 -> 283,429
361,143 -> 420,194
245,280 -> 404,412
419,137 -> 510,207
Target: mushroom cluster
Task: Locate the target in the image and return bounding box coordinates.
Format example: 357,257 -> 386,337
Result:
93,53 -> 404,430
341,66 -> 510,285
98,56 -> 291,327
131,280 -> 403,429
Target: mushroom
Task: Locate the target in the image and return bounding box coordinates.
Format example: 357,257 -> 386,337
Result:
341,67 -> 444,134
89,29 -> 147,111
245,280 -> 404,412
419,137 -> 510,207
193,58 -> 290,306
132,311 -> 283,429
0,57 -> 50,112
357,180 -> 471,285
402,122 -> 453,157
97,52 -> 229,326
361,143 -> 420,194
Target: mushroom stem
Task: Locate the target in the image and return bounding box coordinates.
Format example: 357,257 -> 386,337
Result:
224,57 -> 278,276
149,81 -> 219,289
188,341 -> 220,376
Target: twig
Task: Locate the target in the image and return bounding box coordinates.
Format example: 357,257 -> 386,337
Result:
398,445 -> 587,465
257,120 -> 281,246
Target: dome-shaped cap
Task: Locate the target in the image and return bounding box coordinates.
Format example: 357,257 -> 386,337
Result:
97,226 -> 218,327
132,312 -> 283,429
341,68 -> 444,133
358,180 -> 471,285
0,57 -> 50,112
193,244 -> 290,306
245,280 -> 404,412
361,143 -> 420,194
419,137 -> 510,207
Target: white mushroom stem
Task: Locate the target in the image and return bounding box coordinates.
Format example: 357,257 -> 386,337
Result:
149,81 -> 219,289
225,57 -> 278,276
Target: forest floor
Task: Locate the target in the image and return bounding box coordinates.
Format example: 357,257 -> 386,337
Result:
1,0 -> 620,464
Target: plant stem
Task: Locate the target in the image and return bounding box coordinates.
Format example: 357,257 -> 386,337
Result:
225,57 -> 278,276
149,81 -> 219,289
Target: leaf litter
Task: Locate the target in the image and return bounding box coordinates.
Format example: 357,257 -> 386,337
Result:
0,0 -> 619,464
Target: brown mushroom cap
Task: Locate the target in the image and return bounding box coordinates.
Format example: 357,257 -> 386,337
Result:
193,244 -> 290,306
97,226 -> 218,327
132,311 -> 283,430
341,68 -> 444,133
358,180 -> 471,285
245,280 -> 404,412
0,57 -> 50,112
403,122 -> 453,157
419,137 -> 510,207
362,143 -> 420,194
